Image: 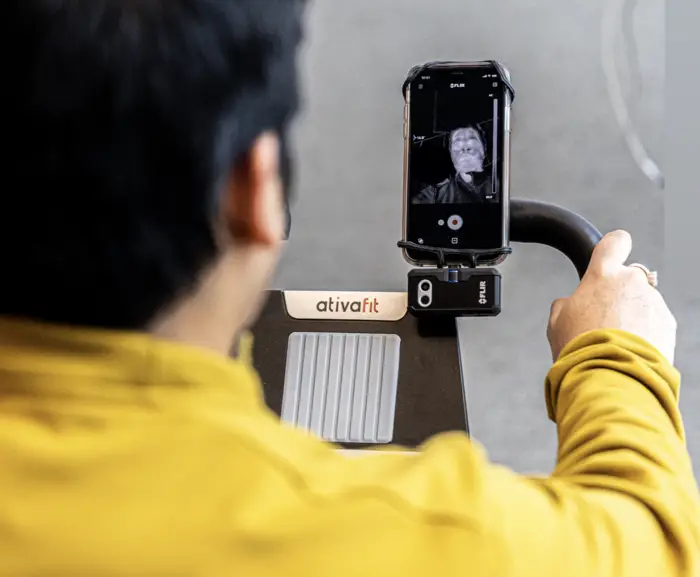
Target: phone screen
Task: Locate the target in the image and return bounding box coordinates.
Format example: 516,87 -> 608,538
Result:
405,64 -> 509,262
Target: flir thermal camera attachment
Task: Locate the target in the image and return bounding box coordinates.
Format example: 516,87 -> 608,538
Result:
407,268 -> 502,318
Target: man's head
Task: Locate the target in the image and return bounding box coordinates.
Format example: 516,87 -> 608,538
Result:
1,0 -> 306,351
449,126 -> 486,175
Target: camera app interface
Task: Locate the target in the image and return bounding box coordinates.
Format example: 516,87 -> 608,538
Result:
406,67 -> 507,254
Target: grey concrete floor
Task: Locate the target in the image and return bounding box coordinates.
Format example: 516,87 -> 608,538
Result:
274,0 -> 698,475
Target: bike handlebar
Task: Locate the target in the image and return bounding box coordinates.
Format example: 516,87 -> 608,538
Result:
510,199 -> 603,280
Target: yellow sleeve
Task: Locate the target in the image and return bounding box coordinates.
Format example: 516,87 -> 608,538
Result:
289,329 -> 700,577
470,329 -> 700,576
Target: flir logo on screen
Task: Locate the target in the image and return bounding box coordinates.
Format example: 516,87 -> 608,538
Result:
450,83 -> 465,89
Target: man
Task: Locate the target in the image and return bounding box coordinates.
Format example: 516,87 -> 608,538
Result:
0,1 -> 698,576
413,125 -> 496,204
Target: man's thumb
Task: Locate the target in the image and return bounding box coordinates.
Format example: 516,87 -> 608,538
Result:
549,298 -> 567,326
588,230 -> 632,276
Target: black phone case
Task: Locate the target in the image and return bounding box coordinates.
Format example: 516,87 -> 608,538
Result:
402,60 -> 514,268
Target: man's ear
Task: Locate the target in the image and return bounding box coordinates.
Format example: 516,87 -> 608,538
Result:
223,132 -> 285,246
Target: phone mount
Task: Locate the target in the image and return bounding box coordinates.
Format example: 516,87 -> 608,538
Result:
249,198 -> 602,450
397,200 -> 601,329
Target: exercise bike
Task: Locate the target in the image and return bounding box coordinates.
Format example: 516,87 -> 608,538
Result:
250,199 -> 602,450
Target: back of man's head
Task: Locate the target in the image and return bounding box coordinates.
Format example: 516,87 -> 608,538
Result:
1,0 -> 305,330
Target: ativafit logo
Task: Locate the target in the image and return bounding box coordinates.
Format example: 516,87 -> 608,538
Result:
316,297 -> 380,314
283,291 -> 407,322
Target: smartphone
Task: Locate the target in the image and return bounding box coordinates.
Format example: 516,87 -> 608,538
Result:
402,61 -> 512,266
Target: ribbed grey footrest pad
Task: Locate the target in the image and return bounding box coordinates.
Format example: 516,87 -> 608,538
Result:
282,333 -> 400,444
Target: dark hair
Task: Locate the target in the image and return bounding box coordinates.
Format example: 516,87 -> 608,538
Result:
0,0 -> 305,329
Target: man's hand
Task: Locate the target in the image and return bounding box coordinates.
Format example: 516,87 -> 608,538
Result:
547,230 -> 677,364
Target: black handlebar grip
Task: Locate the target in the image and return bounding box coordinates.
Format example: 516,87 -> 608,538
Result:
510,199 -> 603,280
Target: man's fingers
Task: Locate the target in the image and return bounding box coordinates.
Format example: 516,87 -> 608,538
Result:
587,230 -> 633,277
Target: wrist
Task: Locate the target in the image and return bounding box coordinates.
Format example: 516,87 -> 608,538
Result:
545,329 -> 680,422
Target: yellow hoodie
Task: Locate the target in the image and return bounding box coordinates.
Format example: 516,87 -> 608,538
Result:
0,317 -> 698,576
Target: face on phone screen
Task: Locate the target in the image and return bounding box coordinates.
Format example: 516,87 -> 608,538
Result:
404,65 -> 509,263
